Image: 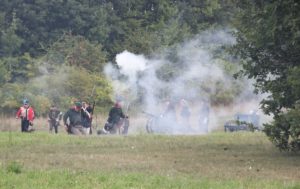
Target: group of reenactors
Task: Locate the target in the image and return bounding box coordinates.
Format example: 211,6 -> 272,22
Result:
62,101 -> 94,135
15,97 -> 209,135
163,98 -> 210,131
16,98 -> 128,135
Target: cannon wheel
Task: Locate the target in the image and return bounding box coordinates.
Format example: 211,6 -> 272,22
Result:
121,118 -> 129,135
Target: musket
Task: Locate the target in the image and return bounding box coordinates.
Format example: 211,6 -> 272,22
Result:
142,111 -> 156,117
89,85 -> 96,134
125,101 -> 130,116
121,100 -> 130,135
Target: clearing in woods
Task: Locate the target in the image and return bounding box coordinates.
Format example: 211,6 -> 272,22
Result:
0,131 -> 299,189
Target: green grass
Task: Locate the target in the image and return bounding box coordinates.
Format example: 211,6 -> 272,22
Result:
1,169 -> 299,189
0,132 -> 299,189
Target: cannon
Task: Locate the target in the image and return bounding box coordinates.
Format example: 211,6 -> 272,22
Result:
224,113 -> 260,132
143,111 -> 185,134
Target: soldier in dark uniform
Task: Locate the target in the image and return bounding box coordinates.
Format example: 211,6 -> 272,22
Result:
81,101 -> 93,135
104,99 -> 126,134
48,104 -> 62,134
63,101 -> 89,135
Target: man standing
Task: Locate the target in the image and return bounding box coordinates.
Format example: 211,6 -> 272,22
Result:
63,101 -> 87,135
199,100 -> 210,133
180,99 -> 191,127
163,100 -> 177,121
16,99 -> 35,132
104,99 -> 126,134
81,101 -> 93,135
162,99 -> 178,134
48,105 -> 62,134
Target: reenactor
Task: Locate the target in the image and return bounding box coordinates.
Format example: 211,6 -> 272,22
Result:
16,99 -> 35,132
63,101 -> 89,135
48,104 -> 63,134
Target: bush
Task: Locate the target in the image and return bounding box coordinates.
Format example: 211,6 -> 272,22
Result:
6,161 -> 23,174
264,105 -> 300,152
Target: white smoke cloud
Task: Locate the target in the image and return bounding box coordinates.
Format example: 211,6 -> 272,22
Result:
104,30 -> 269,134
116,50 -> 147,76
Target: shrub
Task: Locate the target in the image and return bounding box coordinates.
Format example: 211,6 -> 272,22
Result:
264,105 -> 300,152
6,161 -> 23,174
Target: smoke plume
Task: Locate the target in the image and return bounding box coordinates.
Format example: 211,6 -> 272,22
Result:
104,30 -> 268,134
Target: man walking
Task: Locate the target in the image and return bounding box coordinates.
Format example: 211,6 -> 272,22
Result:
48,104 -> 62,134
16,99 -> 35,132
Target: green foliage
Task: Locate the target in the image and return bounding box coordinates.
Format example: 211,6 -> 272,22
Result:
6,161 -> 23,174
0,0 -> 241,116
0,11 -> 24,57
32,95 -> 51,117
25,66 -> 112,115
0,60 -> 11,86
0,83 -> 24,114
287,67 -> 300,102
233,0 -> 300,151
45,34 -> 107,73
0,63 -> 112,116
62,66 -> 112,107
0,31 -> 113,115
235,121 -> 256,132
264,103 -> 300,152
0,54 -> 39,83
0,0 -> 233,59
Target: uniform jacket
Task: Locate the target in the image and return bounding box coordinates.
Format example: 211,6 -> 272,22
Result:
107,104 -> 125,124
16,106 -> 35,121
63,107 -> 89,126
48,108 -> 61,121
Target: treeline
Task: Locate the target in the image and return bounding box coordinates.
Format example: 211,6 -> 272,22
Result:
0,0 -> 238,116
1,0 -> 299,151
233,0 -> 300,151
0,0 -> 235,59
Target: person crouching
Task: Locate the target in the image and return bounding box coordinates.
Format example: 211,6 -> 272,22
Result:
63,101 -> 87,135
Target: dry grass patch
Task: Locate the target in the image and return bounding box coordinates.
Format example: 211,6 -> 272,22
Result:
1,132 -> 299,182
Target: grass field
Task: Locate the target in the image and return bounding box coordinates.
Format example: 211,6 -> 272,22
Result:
0,130 -> 299,189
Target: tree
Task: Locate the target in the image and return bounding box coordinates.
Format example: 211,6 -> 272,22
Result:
0,11 -> 23,57
45,34 -> 107,73
233,0 -> 300,151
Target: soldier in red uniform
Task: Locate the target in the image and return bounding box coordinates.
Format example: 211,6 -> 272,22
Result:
16,99 -> 35,132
